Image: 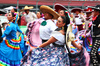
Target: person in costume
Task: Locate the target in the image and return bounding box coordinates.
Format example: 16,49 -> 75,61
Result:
89,5 -> 100,66
0,12 -> 24,66
27,11 -> 44,47
54,3 -> 68,14
71,8 -> 85,31
39,5 -> 59,43
54,3 -> 68,27
22,15 -> 82,66
20,6 -> 37,24
80,7 -> 93,54
20,6 -> 37,35
84,7 -> 93,30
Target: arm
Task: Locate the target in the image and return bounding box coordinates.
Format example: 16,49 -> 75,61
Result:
17,24 -> 22,33
81,15 -> 85,22
39,36 -> 57,47
71,41 -> 82,50
30,36 -> 57,51
2,25 -> 12,38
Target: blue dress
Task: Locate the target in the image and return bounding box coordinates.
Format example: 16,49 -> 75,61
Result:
0,22 -> 24,66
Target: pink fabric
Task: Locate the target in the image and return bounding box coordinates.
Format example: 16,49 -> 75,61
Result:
84,48 -> 90,66
29,18 -> 44,47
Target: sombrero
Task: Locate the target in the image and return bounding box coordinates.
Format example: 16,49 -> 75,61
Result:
71,8 -> 82,13
88,5 -> 100,11
40,5 -> 60,19
66,24 -> 75,48
54,3 -> 68,12
83,8 -> 93,13
20,6 -> 34,11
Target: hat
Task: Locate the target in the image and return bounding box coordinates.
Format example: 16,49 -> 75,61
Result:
54,3 -> 68,12
83,8 -> 93,13
20,6 -> 33,11
66,24 -> 75,48
0,9 -> 6,14
40,5 -> 60,19
88,5 -> 100,11
71,8 -> 82,13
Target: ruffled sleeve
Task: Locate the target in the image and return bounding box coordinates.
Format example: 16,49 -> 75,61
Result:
50,31 -> 65,43
2,24 -> 12,38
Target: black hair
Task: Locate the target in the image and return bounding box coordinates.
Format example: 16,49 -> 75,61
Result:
11,12 -> 16,23
61,16 -> 70,33
61,10 -> 70,18
60,16 -> 70,43
14,8 -> 17,12
11,12 -> 16,17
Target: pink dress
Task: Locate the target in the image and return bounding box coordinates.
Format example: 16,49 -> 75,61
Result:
28,18 -> 44,47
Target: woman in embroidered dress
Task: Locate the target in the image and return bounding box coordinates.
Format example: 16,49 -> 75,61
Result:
22,14 -> 82,66
0,12 -> 24,66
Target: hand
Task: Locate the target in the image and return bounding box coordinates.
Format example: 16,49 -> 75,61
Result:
78,45 -> 82,50
30,46 -> 37,52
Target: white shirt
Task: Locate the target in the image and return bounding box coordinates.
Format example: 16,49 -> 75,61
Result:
24,12 -> 37,23
73,14 -> 85,25
39,19 -> 57,40
51,31 -> 65,45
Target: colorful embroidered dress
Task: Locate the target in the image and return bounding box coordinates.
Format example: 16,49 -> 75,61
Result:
0,22 -> 24,66
28,18 -> 44,47
22,31 -> 70,66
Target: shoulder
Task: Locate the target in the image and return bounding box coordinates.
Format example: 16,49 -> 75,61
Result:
46,20 -> 55,24
51,31 -> 65,42
58,30 -> 65,35
7,22 -> 14,26
51,31 -> 64,37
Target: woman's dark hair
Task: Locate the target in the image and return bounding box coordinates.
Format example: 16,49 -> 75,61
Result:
61,16 -> 70,43
11,12 -> 16,23
61,15 -> 70,31
61,10 -> 70,18
11,12 -> 16,17
13,7 -> 17,12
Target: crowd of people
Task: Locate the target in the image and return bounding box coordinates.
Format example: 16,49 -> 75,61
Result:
0,3 -> 100,66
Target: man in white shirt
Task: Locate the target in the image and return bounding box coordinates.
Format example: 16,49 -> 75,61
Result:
20,6 -> 37,35
71,8 -> 85,31
39,5 -> 60,43
20,6 -> 37,25
24,11 -> 37,23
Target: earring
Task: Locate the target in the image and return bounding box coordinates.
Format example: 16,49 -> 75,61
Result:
62,27 -> 64,30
